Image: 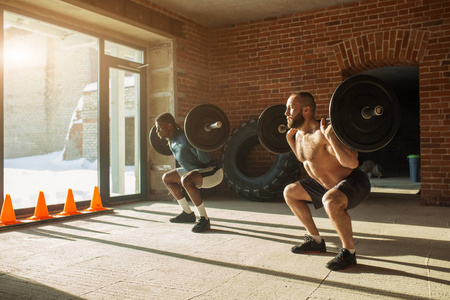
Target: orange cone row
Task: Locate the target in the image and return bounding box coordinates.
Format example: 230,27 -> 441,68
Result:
0,186 -> 108,227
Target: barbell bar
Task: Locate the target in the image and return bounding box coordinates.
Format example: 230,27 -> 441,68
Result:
204,121 -> 222,132
275,104 -> 385,135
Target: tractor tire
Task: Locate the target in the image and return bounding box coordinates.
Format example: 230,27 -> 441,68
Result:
221,119 -> 300,201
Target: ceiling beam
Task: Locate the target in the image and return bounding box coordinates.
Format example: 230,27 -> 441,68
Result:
63,0 -> 184,38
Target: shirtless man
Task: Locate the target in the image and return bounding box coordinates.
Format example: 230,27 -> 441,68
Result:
283,92 -> 371,270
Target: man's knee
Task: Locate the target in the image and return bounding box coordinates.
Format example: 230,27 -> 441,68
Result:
162,170 -> 180,185
284,183 -> 307,204
322,190 -> 347,212
162,172 -> 170,184
181,173 -> 196,188
283,183 -> 294,202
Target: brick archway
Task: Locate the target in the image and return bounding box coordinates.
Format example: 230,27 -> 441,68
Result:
332,30 -> 430,75
332,30 -> 427,197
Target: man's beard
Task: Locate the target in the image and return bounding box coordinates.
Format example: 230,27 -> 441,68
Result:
288,112 -> 305,129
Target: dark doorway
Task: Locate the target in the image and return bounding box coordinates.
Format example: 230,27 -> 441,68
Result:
359,66 -> 420,177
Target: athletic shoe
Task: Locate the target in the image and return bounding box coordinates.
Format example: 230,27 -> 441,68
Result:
192,217 -> 211,233
291,234 -> 327,253
326,248 -> 357,270
170,211 -> 196,223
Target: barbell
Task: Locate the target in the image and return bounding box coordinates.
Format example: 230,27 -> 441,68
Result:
150,74 -> 401,156
149,104 -> 230,155
257,74 -> 401,154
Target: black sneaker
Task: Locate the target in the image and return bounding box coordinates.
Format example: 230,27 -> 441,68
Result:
291,234 -> 327,254
192,217 -> 211,233
326,248 -> 357,270
170,211 -> 196,223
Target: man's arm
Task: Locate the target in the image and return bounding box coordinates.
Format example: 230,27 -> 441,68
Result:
185,141 -> 213,164
320,118 -> 359,169
195,148 -> 214,163
286,128 -> 300,161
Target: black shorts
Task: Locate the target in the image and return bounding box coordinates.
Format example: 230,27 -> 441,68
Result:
300,168 -> 371,210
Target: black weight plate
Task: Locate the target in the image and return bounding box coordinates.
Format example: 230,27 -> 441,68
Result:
257,104 -> 291,154
330,74 -> 401,152
184,104 -> 230,152
149,125 -> 172,156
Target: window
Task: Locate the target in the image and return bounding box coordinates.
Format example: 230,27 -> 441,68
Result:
105,40 -> 144,63
2,11 -> 147,211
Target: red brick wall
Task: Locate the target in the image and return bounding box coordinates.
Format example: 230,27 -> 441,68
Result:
176,22 -> 211,117
149,0 -> 450,205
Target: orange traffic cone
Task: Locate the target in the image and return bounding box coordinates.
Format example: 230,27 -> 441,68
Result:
84,186 -> 107,212
0,194 -> 21,226
57,189 -> 81,216
28,191 -> 54,220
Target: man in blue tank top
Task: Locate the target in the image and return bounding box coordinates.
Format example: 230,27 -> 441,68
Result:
155,113 -> 223,233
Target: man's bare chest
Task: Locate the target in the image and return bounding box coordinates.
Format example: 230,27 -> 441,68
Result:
295,133 -> 321,162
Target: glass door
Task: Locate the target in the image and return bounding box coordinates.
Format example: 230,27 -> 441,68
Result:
100,39 -> 147,201
109,68 -> 141,196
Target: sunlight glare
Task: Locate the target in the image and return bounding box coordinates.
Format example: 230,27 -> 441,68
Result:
4,44 -> 36,66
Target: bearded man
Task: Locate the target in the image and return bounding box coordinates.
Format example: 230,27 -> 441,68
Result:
283,92 -> 371,270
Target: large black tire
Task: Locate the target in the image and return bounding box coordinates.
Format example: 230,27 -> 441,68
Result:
221,119 -> 301,201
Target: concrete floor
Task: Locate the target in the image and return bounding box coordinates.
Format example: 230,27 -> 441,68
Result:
0,190 -> 449,300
